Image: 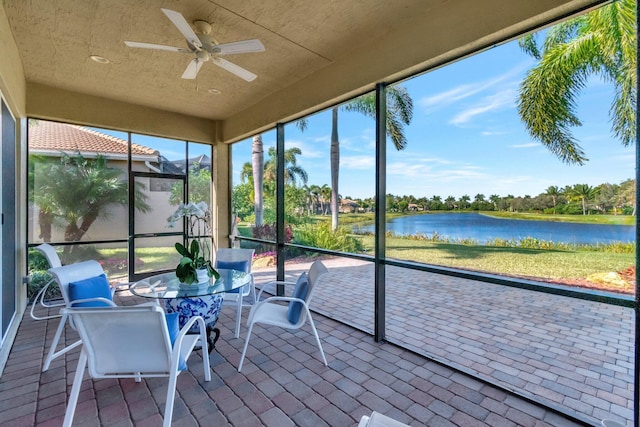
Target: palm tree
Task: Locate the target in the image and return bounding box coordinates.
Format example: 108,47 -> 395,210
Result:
459,195 -> 470,210
544,186 -> 561,214
305,184 -> 323,215
31,153 -> 150,244
489,194 -> 501,210
263,147 -> 308,186
250,135 -> 265,226
445,196 -> 456,210
570,183 -> 598,215
330,86 -> 413,230
517,0 -> 636,164
239,162 -> 254,184
242,146 -> 309,221
249,120 -> 307,227
320,184 -> 331,215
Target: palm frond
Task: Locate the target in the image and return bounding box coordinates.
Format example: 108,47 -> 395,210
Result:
517,0 -> 636,164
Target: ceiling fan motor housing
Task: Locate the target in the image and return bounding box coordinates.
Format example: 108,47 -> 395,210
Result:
196,49 -> 211,61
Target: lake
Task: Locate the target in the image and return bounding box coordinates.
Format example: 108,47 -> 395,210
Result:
353,213 -> 635,245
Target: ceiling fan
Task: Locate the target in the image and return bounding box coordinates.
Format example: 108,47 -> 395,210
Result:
124,8 -> 264,81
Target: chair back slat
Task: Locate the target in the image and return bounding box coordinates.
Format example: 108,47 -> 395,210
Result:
305,260 -> 329,306
36,243 -> 62,268
48,260 -> 106,304
64,305 -> 172,377
215,248 -> 255,273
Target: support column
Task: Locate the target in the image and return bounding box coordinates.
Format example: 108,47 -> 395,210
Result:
374,83 -> 387,342
213,140 -> 230,251
276,123 -> 285,295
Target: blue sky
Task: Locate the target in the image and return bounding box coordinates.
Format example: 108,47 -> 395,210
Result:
232,34 -> 635,200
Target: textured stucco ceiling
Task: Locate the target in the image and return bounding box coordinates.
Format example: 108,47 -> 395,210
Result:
2,0 -> 605,142
3,0 -> 426,120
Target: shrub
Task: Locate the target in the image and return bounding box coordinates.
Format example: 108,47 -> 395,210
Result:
28,248 -> 50,271
27,271 -> 61,301
252,222 -> 294,255
253,223 -> 294,243
293,222 -> 364,253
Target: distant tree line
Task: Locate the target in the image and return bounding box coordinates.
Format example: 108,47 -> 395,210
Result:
234,178 -> 635,223
345,179 -> 636,216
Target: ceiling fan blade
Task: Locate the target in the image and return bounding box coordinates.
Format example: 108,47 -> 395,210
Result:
212,39 -> 265,55
124,41 -> 191,53
212,57 -> 257,82
161,8 -> 202,50
182,58 -> 205,79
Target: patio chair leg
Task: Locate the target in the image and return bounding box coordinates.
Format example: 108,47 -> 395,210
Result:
307,314 -> 328,366
234,295 -> 242,338
63,349 -> 87,427
163,370 -> 179,427
237,323 -> 255,372
43,312 -> 82,371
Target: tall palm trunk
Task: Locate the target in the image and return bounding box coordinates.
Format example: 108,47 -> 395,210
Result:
251,135 -> 264,226
38,210 -> 53,242
330,107 -> 340,231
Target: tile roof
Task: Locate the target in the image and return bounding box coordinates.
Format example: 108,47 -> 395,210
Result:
28,120 -> 158,157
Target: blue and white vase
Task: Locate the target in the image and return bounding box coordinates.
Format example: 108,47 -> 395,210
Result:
164,294 -> 224,333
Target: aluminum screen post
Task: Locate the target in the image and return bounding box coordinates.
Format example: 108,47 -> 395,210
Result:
276,123 -> 286,296
374,82 -> 387,342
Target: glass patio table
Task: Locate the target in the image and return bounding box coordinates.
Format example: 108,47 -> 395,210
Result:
130,269 -> 251,352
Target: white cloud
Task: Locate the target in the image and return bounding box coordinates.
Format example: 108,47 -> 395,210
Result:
510,142 -> 539,148
419,61 -> 530,112
286,139 -> 324,158
449,88 -> 516,125
340,155 -> 375,170
481,130 -> 508,136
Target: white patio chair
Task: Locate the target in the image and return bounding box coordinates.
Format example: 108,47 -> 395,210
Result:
238,260 -> 329,372
215,248 -> 255,338
61,304 -> 210,427
30,243 -> 65,320
42,260 -> 117,372
358,411 -> 410,427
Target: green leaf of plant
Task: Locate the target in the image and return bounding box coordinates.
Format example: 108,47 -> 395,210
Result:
190,240 -> 199,258
175,242 -> 190,257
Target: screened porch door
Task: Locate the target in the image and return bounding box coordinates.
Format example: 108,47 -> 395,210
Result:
130,172 -> 186,281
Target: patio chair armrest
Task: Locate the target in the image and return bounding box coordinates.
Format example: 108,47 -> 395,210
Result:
110,281 -> 135,293
248,296 -> 308,324
174,315 -> 209,363
256,280 -> 297,300
261,295 -> 302,305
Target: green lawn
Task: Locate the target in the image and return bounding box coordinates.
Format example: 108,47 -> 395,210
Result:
238,212 -> 634,281
483,211 -> 635,225
358,234 -> 634,281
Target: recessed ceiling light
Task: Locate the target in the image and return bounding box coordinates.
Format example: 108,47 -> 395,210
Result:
90,55 -> 110,64
208,88 -> 222,95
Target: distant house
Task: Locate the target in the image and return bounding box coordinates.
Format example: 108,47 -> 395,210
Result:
339,199 -> 360,213
29,120 -> 158,163
28,121 -> 177,244
173,153 -> 212,173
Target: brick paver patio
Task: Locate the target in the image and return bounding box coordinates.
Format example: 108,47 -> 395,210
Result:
256,256 -> 634,426
0,256 -> 633,426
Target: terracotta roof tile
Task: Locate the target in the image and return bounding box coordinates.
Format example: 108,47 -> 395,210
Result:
28,121 -> 157,157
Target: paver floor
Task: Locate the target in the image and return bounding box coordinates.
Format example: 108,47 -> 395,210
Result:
254,256 -> 634,426
0,256 -> 633,426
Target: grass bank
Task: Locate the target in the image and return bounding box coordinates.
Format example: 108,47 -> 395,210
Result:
483,211 -> 635,225
358,234 -> 634,283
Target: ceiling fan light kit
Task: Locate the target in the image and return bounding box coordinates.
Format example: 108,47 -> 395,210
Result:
124,8 -> 264,81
